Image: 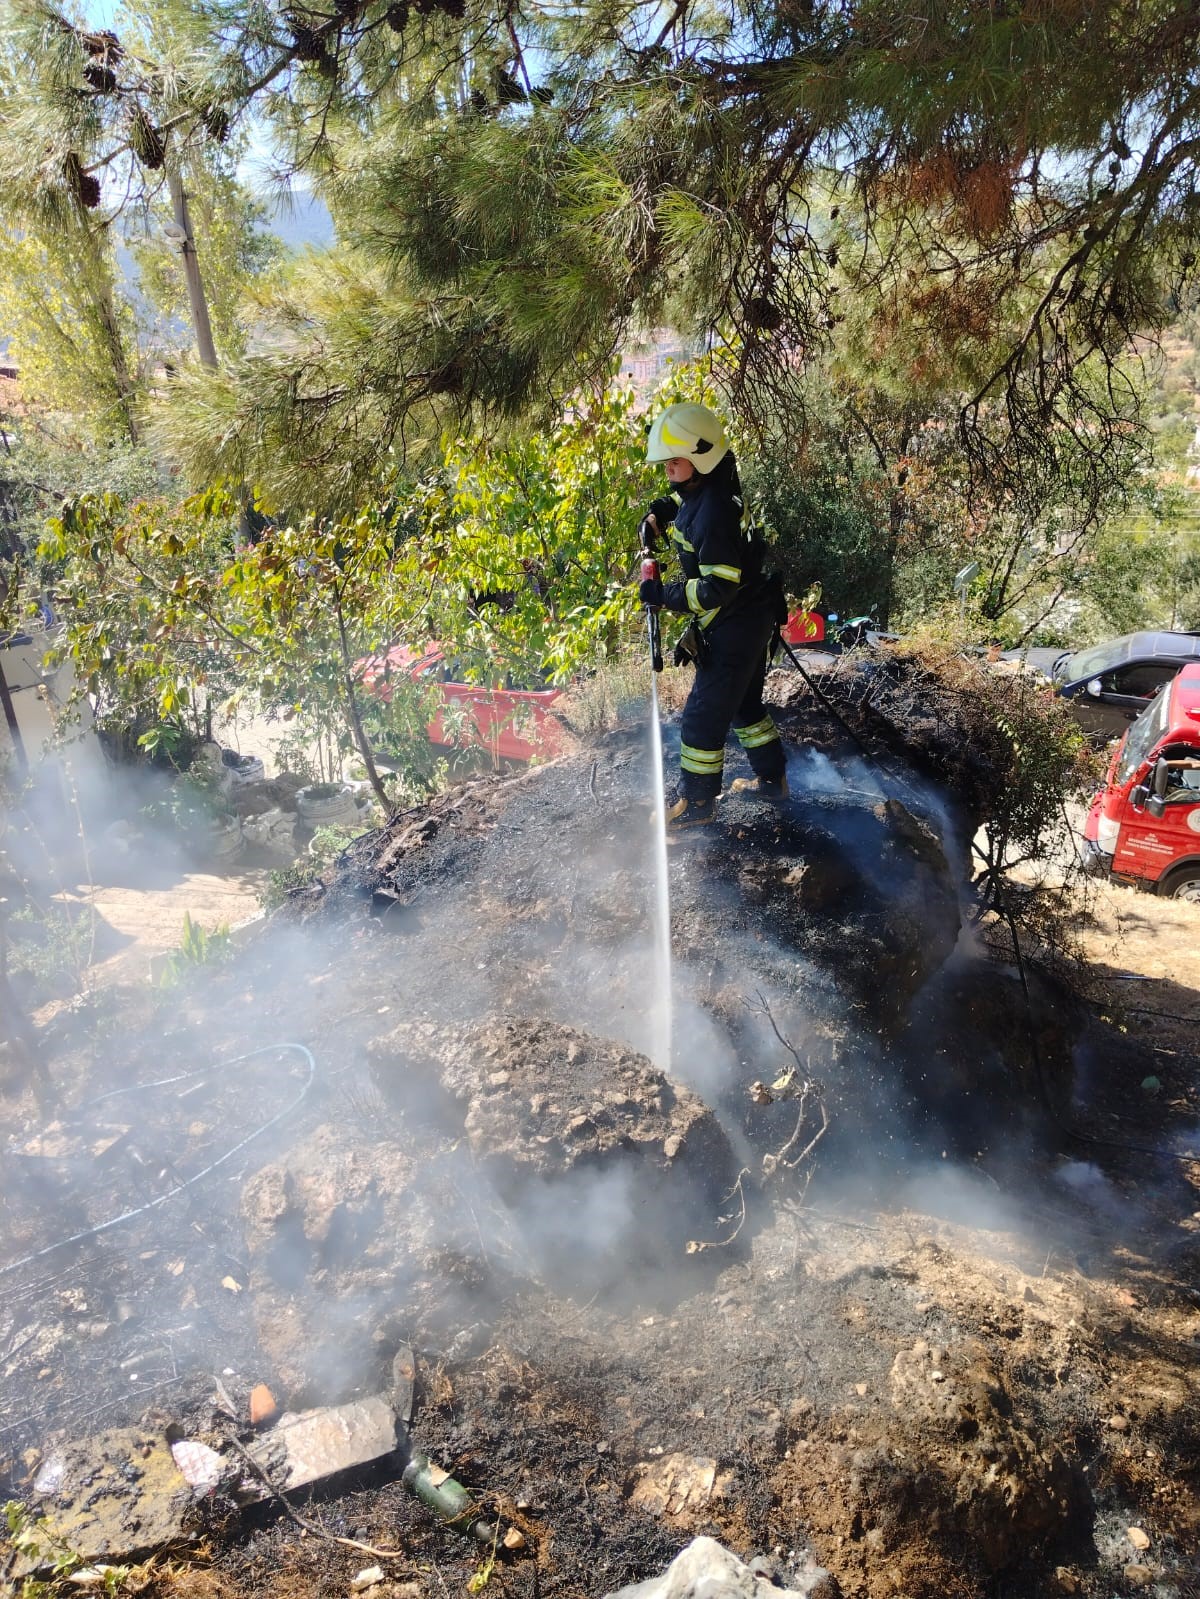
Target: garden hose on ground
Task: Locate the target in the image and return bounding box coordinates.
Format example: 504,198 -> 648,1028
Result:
1,1043 -> 316,1276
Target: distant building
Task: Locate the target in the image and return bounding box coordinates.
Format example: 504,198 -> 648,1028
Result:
617,329 -> 700,401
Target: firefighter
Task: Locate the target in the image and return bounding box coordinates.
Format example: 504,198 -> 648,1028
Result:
638,402 -> 787,828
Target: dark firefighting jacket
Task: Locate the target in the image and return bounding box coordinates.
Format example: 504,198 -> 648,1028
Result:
655,456 -> 768,630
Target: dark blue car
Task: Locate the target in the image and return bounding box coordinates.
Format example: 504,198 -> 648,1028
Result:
1051,630 -> 1200,739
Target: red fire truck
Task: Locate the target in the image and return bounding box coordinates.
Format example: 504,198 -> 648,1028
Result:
1082,661 -> 1200,901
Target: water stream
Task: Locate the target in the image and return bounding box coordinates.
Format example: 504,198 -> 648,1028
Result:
648,676 -> 673,1071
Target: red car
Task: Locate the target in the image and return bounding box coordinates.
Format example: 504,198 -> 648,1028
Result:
359,641 -> 569,765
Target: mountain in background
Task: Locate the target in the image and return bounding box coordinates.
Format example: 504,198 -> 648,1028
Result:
262,191 -> 335,253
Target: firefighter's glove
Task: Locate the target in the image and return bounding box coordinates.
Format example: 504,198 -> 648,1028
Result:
673,620 -> 708,669
646,496 -> 678,533
639,575 -> 665,609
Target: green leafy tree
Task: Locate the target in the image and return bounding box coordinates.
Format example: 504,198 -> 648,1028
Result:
1072,482 -> 1200,638
33,381 -> 664,804
391,386 -> 660,682
39,488 -> 417,804
0,217 -> 142,445
38,491 -> 243,758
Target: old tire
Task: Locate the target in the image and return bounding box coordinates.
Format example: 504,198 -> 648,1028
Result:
206,816 -> 245,862
296,783 -> 360,828
223,749 -> 265,786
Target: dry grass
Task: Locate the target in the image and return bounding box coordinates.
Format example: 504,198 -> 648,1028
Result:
557,644 -> 690,736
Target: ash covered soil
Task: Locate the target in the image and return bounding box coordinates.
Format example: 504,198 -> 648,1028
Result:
3,666 -> 1200,1599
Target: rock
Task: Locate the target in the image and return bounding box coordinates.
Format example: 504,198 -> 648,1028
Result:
1106,1413 -> 1129,1431
629,1454 -> 732,1520
351,1566 -> 385,1591
237,1396 -> 399,1499
24,1426 -> 197,1567
367,1018 -> 739,1292
230,774 -> 304,817
1122,1566 -> 1153,1589
602,1537 -> 838,1599
1126,1526 -> 1151,1551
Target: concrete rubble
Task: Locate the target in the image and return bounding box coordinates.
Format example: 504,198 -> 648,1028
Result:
17,1393 -> 401,1570
241,807 -> 298,855
236,1394 -> 400,1500
24,1426 -> 198,1567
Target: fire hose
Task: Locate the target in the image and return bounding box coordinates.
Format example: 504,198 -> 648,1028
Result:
639,516 -> 664,674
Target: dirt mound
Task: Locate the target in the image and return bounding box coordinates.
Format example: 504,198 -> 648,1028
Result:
837,1336 -> 1079,1571
240,1017 -> 741,1392
371,1015 -> 739,1291
5,689 -> 1200,1599
322,725 -> 962,1056
373,1014 -> 734,1199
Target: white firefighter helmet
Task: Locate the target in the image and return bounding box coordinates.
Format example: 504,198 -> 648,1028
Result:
645,402 -> 729,474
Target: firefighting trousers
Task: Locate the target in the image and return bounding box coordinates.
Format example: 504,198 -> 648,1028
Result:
678,604 -> 785,800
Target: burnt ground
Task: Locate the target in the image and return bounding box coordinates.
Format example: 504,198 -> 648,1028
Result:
2,664 -> 1199,1599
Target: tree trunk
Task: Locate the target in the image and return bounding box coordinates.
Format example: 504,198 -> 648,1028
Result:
0,656 -> 27,775
333,590 -> 393,812
167,168 -> 218,369
878,489 -> 905,630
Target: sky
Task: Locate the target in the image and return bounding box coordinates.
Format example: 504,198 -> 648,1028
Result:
78,0 -> 335,249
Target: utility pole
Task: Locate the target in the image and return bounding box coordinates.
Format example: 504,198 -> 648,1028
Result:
0,656 -> 27,776
165,164 -> 255,548
167,168 -> 218,369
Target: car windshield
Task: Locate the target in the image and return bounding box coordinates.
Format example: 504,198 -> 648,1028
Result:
1066,636 -> 1138,681
1115,685 -> 1171,785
